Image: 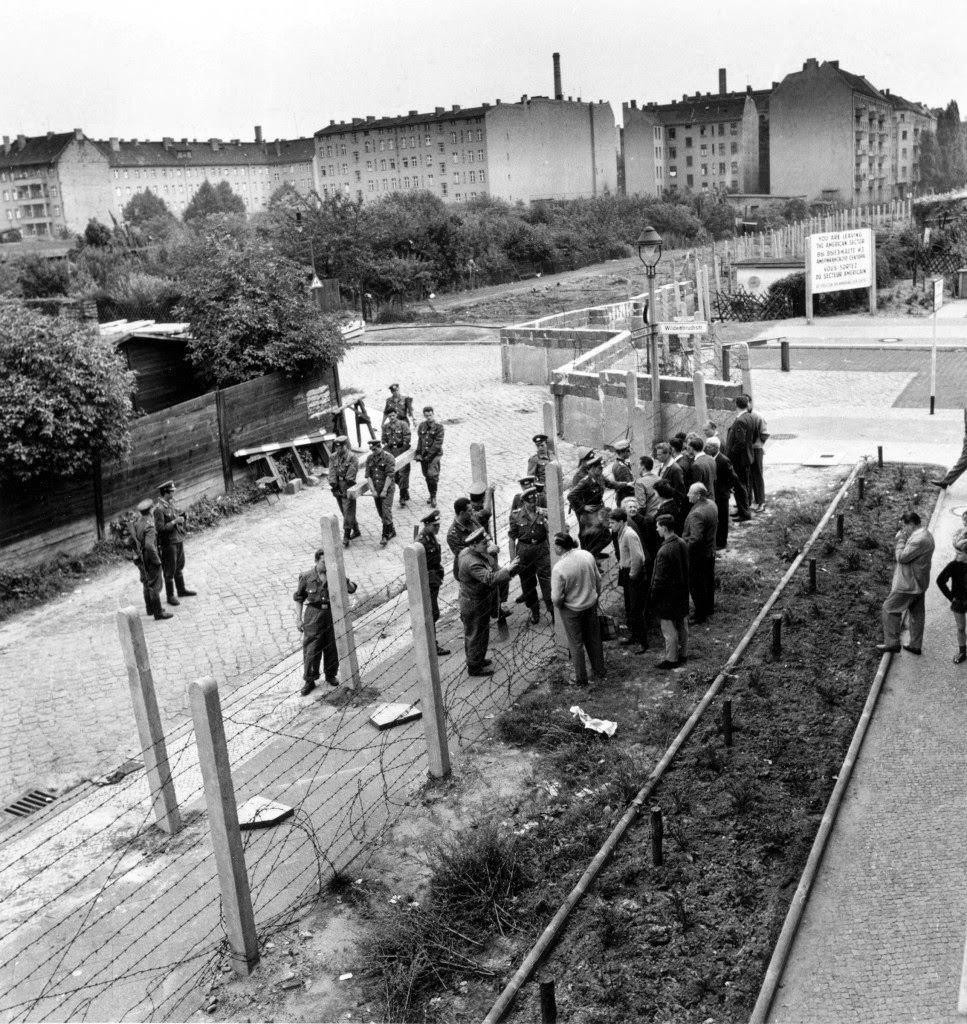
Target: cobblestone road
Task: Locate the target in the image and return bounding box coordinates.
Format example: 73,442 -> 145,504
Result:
0,334 -> 572,809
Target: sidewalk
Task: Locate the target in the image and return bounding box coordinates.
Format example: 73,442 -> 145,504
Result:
767,475 -> 967,1023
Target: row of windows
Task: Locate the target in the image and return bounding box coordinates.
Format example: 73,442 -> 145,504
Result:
668,179 -> 739,192
5,205 -> 60,219
668,161 -> 738,178
324,127 -> 484,157
0,167 -> 53,182
111,164 -> 291,181
1,186 -> 58,201
666,122 -> 738,140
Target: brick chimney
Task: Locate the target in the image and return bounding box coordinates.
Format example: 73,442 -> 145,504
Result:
209,138 -> 221,151
254,125 -> 263,144
435,107 -> 444,115
110,137 -> 120,152
553,52 -> 563,100
162,137 -> 172,151
2,136 -> 9,156
719,68 -> 727,95
73,128 -> 83,141
17,134 -> 27,150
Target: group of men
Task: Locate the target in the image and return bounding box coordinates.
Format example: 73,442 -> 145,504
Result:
328,383 -> 445,549
129,480 -> 198,622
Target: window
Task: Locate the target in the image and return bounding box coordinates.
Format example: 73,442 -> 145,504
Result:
668,166 -> 677,177
340,144 -> 347,155
389,159 -> 396,170
425,135 -> 431,145
452,152 -> 459,162
453,171 -> 460,183
355,170 -> 361,181
685,137 -> 693,148
730,142 -> 738,154
479,170 -> 485,182
902,148 -> 908,158
438,142 -> 444,153
730,161 -> 738,173
388,140 -> 394,150
667,127 -> 676,139
366,160 -> 373,171
701,164 -> 708,176
439,162 -> 446,173
365,141 -> 371,153
368,180 -> 375,191
380,159 -> 386,171
450,131 -> 457,143
379,140 -> 385,152
729,122 -> 738,135
718,124 -> 725,136
699,125 -> 707,137
441,182 -> 447,195
718,162 -> 726,175
477,130 -> 482,141
402,157 -> 408,168
686,155 -> 693,167
404,177 -> 410,188
731,179 -> 739,189
669,147 -> 676,159
468,151 -> 474,163
342,163 -> 348,174
469,170 -> 476,182
700,144 -> 707,156
478,149 -> 484,161
686,174 -> 694,187
719,143 -> 725,155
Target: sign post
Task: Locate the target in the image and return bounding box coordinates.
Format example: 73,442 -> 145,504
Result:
930,276 -> 944,415
805,228 -> 876,325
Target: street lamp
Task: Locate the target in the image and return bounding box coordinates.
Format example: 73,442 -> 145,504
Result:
636,226 -> 663,448
295,210 -> 324,309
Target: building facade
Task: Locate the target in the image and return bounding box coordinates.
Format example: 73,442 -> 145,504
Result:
770,58 -> 935,205
622,70 -> 768,198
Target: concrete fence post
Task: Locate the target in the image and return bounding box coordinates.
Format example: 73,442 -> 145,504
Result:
404,543 -> 451,779
732,342 -> 753,401
470,441 -> 488,487
320,515 -> 361,689
625,371 -> 637,450
543,400 -> 558,445
544,461 -> 569,652
116,608 -> 182,835
188,676 -> 259,976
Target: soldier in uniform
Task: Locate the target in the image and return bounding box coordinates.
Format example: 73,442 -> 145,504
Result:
468,481 -> 509,618
606,439 -> 634,487
414,406 -> 445,507
293,548 -> 357,694
527,434 -> 553,485
568,456 -> 611,557
457,527 -> 519,677
416,509 -> 451,656
365,438 -> 398,547
447,497 -> 478,559
568,446 -> 598,493
510,475 -> 538,514
381,409 -> 412,508
132,499 -> 172,621
383,383 -> 414,427
154,480 -> 197,607
329,436 -> 362,548
508,487 -> 553,623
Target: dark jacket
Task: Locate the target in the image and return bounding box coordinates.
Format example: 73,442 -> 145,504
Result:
712,451 -> 738,500
683,499 -> 719,557
726,411 -> 755,467
936,559 -> 967,609
650,534 -> 690,620
660,460 -> 686,497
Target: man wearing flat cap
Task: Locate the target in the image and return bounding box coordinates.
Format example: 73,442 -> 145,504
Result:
329,436 -> 361,548
457,528 -> 520,676
416,509 -> 450,656
527,434 -> 553,485
468,481 -> 510,619
154,480 -> 197,606
365,438 -> 398,547
132,498 -> 172,621
509,486 -> 553,623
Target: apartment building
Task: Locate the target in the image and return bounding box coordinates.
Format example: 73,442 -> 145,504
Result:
622,69 -> 769,198
314,54 -> 616,206
95,129 -> 316,223
0,130 -> 109,238
770,58 -> 935,204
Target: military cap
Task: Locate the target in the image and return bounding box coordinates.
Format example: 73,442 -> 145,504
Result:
518,474 -> 537,486
388,382 -> 400,390
333,435 -> 349,444
521,486 -> 538,499
421,510 -> 441,524
466,527 -> 488,544
532,433 -> 548,445
575,446 -> 595,463
585,454 -> 603,468
137,499 -> 154,513
368,438 -> 382,446
613,439 -> 631,452
158,479 -> 175,493
468,480 -> 487,498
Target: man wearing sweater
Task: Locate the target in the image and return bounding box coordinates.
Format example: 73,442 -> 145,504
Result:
936,555 -> 967,664
550,532 -> 605,686
610,508 -> 648,652
877,511 -> 935,655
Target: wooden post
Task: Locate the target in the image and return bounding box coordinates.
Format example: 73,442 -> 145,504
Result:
808,558 -> 817,592
722,345 -> 731,381
544,462 -> 569,652
320,515 -> 361,689
836,513 -> 845,540
403,544 -> 451,779
771,615 -> 782,658
858,477 -> 865,500
188,676 -> 259,976
92,452 -> 105,541
543,400 -> 558,445
215,388 -> 235,494
539,981 -> 558,1024
722,698 -> 733,748
877,445 -> 883,468
116,608 -> 181,834
650,806 -> 663,866
780,339 -> 790,372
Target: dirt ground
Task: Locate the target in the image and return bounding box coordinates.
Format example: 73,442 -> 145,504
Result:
199,460 -> 937,1023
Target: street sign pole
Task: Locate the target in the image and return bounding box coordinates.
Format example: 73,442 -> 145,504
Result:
930,277 -> 943,416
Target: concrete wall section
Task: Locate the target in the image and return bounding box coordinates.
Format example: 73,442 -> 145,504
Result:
621,104 -> 661,197
57,137 -> 112,234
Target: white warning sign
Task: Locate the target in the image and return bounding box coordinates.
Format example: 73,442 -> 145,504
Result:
809,229 -> 874,294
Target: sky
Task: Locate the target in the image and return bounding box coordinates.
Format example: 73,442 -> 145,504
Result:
6,0 -> 965,142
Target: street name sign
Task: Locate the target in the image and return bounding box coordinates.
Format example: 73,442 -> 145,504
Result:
657,321 -> 708,336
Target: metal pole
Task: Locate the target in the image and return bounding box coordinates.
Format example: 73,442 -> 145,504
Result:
648,267 -> 661,449
650,806 -> 663,866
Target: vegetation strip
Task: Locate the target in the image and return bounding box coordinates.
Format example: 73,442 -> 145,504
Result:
749,483 -> 945,1023
482,459 -> 866,1024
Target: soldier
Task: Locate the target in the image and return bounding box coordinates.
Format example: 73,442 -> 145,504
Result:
132,499 -> 172,621
414,406 -> 445,507
568,456 -> 611,557
383,383 -> 414,427
293,548 -> 357,695
527,434 -> 553,485
154,480 -> 197,607
329,436 -> 361,548
510,475 -> 538,513
447,497 -> 478,559
365,438 -> 398,547
416,509 -> 451,656
508,487 -> 553,623
606,439 -> 634,487
457,527 -> 519,677
569,446 -> 598,492
381,409 -> 412,508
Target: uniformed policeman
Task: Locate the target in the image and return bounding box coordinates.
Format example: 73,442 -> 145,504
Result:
467,481 -> 510,619
508,487 -> 553,623
365,438 -> 398,546
381,409 -> 412,507
414,406 -> 445,507
606,439 -> 635,487
329,436 -> 362,548
569,447 -> 598,493
527,434 -> 553,484
293,549 -> 357,695
383,383 -> 414,427
457,528 -> 519,677
510,475 -> 537,513
132,499 -> 172,621
416,509 -> 451,656
154,480 -> 197,606
568,456 -> 611,557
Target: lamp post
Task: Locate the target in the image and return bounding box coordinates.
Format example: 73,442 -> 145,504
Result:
295,210 -> 324,308
636,226 -> 663,449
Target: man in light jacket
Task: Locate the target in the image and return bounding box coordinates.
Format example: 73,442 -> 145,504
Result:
610,508 -> 648,652
877,510 -> 935,655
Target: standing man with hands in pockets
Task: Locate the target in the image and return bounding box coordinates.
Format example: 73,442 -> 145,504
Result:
877,510 -> 935,656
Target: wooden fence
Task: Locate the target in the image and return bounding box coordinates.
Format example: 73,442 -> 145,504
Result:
1,364 -> 340,566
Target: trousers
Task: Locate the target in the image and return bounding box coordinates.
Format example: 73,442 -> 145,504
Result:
373,483 -> 396,535
882,590 -> 926,649
303,605 -> 339,682
559,604 -> 605,684
420,455 -> 441,499
461,606 -> 491,669
333,490 -> 357,535
688,550 -> 715,621
660,617 -> 688,662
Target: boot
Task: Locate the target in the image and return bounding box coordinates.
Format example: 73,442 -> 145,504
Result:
351,527 -> 362,539
165,580 -> 180,606
151,593 -> 173,620
343,534 -> 351,548
175,574 -> 197,597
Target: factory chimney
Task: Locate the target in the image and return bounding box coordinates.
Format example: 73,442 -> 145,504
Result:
718,68 -> 727,95
553,52 -> 563,101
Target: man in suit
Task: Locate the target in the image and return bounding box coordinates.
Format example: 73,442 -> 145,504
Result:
650,514 -> 690,669
877,511 -> 935,655
747,396 -> 769,510
725,396 -> 755,521
655,441 -> 685,498
706,437 -> 738,550
682,483 -> 718,624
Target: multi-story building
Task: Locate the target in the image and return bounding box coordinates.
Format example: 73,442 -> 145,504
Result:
0,130 -> 109,238
95,129 -> 316,223
770,58 -> 935,205
622,69 -> 769,198
883,89 -> 935,198
314,54 -> 616,206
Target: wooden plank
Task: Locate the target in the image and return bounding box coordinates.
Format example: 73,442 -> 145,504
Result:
348,450 -> 414,500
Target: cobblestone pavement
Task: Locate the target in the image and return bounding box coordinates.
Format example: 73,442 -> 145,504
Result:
767,486 -> 967,1024
0,339 -> 571,810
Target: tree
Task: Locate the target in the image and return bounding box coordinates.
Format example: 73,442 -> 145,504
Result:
918,130 -> 941,191
16,255 -> 70,298
122,188 -> 174,227
0,303 -> 133,482
183,179 -> 247,223
83,218 -> 113,247
173,231 -> 347,387
936,101 -> 967,191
